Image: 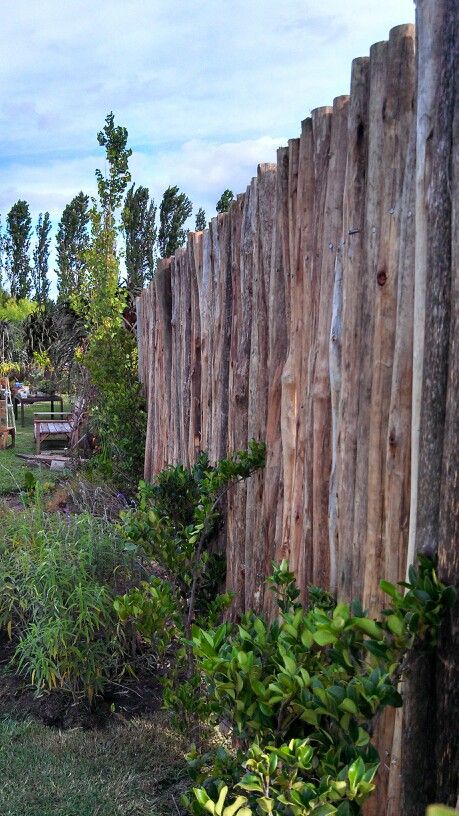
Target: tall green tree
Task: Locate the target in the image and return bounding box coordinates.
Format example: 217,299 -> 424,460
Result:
0,215 -> 4,291
158,185 -> 192,259
75,112 -> 145,487
216,189 -> 234,213
5,200 -> 32,298
195,207 -> 206,231
122,184 -> 156,294
56,192 -> 90,301
32,212 -> 51,304
95,111 -> 132,223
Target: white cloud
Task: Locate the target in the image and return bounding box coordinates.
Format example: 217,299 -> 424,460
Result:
0,0 -> 415,295
0,1 -> 415,156
130,136 -> 285,215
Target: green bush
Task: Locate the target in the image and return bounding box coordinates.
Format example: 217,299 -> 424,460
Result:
119,441 -> 266,631
115,441 -> 266,727
0,500 -> 136,700
185,558 -> 455,816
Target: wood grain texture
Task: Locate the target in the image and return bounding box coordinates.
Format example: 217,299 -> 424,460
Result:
136,12 -> 458,811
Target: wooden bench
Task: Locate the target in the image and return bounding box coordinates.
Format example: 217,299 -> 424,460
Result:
33,400 -> 86,455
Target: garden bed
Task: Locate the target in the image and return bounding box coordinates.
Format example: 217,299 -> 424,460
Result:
0,634 -> 163,729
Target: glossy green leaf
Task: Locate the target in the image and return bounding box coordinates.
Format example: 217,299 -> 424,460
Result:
313,629 -> 338,646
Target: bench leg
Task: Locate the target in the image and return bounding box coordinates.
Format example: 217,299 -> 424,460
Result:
36,434 -> 41,454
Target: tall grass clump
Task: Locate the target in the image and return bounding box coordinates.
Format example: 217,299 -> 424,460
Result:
0,496 -> 135,700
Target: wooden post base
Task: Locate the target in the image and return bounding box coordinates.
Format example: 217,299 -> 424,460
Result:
0,428 -> 15,449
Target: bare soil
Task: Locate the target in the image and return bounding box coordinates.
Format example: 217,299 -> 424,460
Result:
0,635 -> 163,730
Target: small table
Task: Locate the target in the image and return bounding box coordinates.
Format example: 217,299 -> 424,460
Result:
14,394 -> 64,427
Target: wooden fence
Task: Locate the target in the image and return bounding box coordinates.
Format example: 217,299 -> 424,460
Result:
137,1 -> 458,812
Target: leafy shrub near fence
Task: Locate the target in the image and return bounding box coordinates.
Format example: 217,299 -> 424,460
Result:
184,559 -> 456,816
0,500 -> 136,700
115,440 -> 266,727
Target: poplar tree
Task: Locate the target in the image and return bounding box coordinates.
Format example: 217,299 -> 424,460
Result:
158,185 -> 192,259
75,112 -> 145,484
216,189 -> 234,213
122,184 -> 156,294
32,212 -> 51,304
56,192 -> 90,301
0,216 -> 4,291
6,200 -> 32,299
195,207 -> 206,231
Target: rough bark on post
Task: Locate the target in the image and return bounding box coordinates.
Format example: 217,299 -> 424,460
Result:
363,24 -> 416,615
350,38 -> 387,604
336,55 -> 369,599
402,1 -> 458,813
227,190 -> 252,598
261,147 -> 289,616
283,117 -> 314,599
244,164 -> 276,611
435,3 -> 459,805
311,98 -> 348,590
187,232 -> 203,464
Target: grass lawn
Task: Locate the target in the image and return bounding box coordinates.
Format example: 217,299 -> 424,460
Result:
0,398 -> 71,494
0,714 -> 187,816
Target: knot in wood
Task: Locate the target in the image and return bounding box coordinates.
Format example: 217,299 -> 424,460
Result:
377,269 -> 387,286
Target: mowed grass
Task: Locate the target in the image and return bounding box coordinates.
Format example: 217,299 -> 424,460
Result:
0,398 -> 71,494
0,714 -> 188,816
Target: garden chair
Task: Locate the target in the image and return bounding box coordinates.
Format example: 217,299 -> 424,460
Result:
33,398 -> 87,455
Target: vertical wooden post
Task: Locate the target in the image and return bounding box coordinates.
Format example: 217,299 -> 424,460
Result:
402,1 -> 459,812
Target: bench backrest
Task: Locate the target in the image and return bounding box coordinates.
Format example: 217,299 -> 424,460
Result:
69,398 -> 87,447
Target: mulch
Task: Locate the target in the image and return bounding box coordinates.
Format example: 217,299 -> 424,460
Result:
0,635 -> 164,730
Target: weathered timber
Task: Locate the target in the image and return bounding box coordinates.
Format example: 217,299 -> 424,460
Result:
262,146 -> 289,615
401,1 -> 459,813
364,24 -> 416,614
227,190 -> 253,598
335,55 -> 369,600
435,0 -> 459,802
136,8 -> 458,811
245,164 -> 276,611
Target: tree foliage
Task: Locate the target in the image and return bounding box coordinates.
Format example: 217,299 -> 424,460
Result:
56,192 -> 90,301
0,292 -> 36,366
0,216 -> 5,290
75,113 -> 145,488
0,292 -> 35,324
5,200 -> 32,299
195,207 -> 207,232
158,185 -> 193,258
122,184 -> 156,294
216,189 -> 234,214
95,111 -> 132,217
32,212 -> 51,304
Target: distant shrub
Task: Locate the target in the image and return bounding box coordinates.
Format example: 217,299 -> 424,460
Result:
0,294 -> 36,324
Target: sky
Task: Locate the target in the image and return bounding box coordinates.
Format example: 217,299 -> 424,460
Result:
0,0 -> 415,294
